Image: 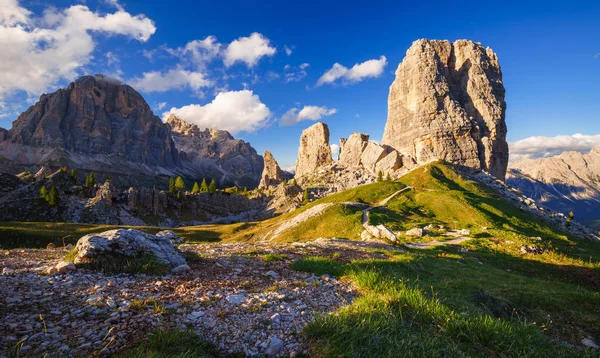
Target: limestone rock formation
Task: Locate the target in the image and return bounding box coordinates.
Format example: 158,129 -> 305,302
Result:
166,114 -> 264,188
339,133 -> 369,167
0,75 -> 179,186
74,229 -> 187,267
383,39 -> 509,180
507,147 -> 600,223
295,122 -> 333,178
259,150 -> 285,189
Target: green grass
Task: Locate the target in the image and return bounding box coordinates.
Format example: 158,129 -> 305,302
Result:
72,251 -> 170,275
118,329 -> 230,358
260,253 -> 288,262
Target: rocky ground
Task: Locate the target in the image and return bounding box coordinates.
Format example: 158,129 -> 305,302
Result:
0,239 -> 399,357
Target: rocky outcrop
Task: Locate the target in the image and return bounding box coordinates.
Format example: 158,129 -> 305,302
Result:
295,122 -> 333,178
339,133 -> 369,167
383,39 -> 509,180
166,115 -> 264,188
507,147 -> 600,223
74,229 -> 187,267
259,150 -> 285,189
338,132 -> 416,176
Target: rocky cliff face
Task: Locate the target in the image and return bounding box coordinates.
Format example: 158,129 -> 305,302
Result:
166,115 -> 264,188
295,122 -> 333,178
259,150 -> 285,189
507,147 -> 600,223
383,39 -> 509,180
0,75 -> 179,187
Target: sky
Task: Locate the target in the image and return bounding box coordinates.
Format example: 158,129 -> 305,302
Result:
0,0 -> 599,169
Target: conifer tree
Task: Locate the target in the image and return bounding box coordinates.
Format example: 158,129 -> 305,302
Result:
39,186 -> 47,200
208,179 -> 217,193
70,169 -> 77,183
569,211 -> 575,219
169,177 -> 176,193
48,185 -> 59,206
385,172 -> 392,181
377,171 -> 383,182
85,172 -> 96,189
175,176 -> 185,191
200,178 -> 208,192
192,182 -> 200,193
303,189 -> 309,203
283,178 -> 288,186
292,178 -> 297,186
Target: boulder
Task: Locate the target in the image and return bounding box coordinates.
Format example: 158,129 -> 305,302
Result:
383,39 -> 509,180
374,150 -> 403,176
405,228 -> 424,237
295,122 -> 333,178
259,150 -> 285,189
339,133 -> 369,167
34,166 -> 52,181
74,229 -> 187,267
46,261 -> 76,275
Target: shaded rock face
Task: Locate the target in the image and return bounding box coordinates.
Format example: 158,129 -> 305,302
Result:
295,122 -> 333,178
507,147 -> 600,222
383,39 -> 509,180
167,115 -> 264,188
5,75 -> 179,167
259,150 -> 285,189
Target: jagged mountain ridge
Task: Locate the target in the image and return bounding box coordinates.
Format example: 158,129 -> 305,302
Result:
0,75 -> 263,188
507,147 -> 600,223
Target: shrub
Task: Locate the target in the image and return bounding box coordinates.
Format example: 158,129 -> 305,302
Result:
168,177 -> 175,193
85,172 -> 96,189
377,171 -> 383,182
39,186 -> 47,200
175,176 -> 185,191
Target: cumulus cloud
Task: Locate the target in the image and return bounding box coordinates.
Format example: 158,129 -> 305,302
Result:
0,0 -> 156,99
279,105 -> 337,126
316,56 -> 387,87
156,102 -> 167,110
330,144 -> 340,160
163,90 -> 272,134
284,45 -> 293,56
509,133 -> 600,162
166,36 -> 221,69
284,63 -> 309,83
130,69 -> 212,93
223,32 -> 276,67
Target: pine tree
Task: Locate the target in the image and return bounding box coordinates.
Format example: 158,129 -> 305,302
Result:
48,185 -> 59,206
243,187 -> 248,196
283,178 -> 288,186
175,176 -> 185,191
208,179 -> 217,193
192,182 -> 200,193
168,177 -> 176,193
200,178 -> 208,192
292,179 -> 297,186
303,189 -> 309,203
39,186 -> 48,200
70,169 -> 77,183
85,172 -> 96,189
385,172 -> 392,182
569,211 -> 575,219
377,171 -> 383,182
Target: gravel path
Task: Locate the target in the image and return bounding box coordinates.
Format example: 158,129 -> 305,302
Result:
361,186 -> 413,229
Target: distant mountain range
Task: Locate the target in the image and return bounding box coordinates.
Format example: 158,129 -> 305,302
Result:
0,75 -> 263,188
507,147 -> 600,225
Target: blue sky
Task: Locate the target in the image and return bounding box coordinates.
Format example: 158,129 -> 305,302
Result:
1,0 -> 599,168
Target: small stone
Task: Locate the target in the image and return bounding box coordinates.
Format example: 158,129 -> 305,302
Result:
172,264 -> 190,273
227,294 -> 246,305
264,336 -> 284,356
264,270 -> 279,278
458,229 -> 471,236
405,228 -> 423,237
582,338 -> 600,349
31,290 -> 42,296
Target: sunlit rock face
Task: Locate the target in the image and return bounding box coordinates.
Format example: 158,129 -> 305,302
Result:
383,39 -> 509,180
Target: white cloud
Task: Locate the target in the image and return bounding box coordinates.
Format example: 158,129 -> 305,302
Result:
509,134 -> 600,162
330,144 -> 340,160
166,36 -> 221,69
163,90 -> 272,134
279,105 -> 337,126
284,63 -> 309,83
130,69 -> 212,93
156,102 -> 167,110
0,0 -> 156,99
106,51 -> 119,66
223,32 -> 276,67
284,45 -> 293,56
103,0 -> 124,11
316,56 -> 387,87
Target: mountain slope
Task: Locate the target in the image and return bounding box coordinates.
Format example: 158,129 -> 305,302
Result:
507,147 -> 600,223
